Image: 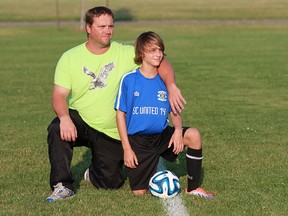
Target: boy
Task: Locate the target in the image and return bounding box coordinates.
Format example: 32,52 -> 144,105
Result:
114,31 -> 215,198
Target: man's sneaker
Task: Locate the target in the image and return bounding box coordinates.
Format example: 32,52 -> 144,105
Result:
185,187 -> 215,199
46,183 -> 74,202
84,168 -> 90,182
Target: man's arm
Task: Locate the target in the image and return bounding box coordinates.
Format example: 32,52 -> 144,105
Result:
158,59 -> 186,114
52,84 -> 77,142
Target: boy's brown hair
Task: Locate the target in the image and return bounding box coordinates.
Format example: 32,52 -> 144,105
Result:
134,31 -> 166,65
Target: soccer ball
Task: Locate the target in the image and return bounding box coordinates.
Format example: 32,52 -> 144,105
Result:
149,170 -> 180,198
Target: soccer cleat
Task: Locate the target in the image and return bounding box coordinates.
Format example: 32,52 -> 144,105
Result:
46,182 -> 74,202
185,187 -> 215,199
84,168 -> 90,182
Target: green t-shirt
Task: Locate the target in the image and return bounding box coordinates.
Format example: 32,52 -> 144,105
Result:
54,41 -> 137,139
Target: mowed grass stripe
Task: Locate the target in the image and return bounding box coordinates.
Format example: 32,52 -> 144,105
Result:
157,158 -> 189,216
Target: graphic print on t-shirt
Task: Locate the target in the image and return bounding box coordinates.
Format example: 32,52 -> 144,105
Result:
83,62 -> 115,90
157,90 -> 167,101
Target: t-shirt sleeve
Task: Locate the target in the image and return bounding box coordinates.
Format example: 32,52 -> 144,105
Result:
126,45 -> 138,70
117,43 -> 139,77
114,76 -> 128,112
54,52 -> 72,90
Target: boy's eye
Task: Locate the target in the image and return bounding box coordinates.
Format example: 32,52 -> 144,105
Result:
146,48 -> 162,53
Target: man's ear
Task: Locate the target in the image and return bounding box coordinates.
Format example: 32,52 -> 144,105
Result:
86,24 -> 91,34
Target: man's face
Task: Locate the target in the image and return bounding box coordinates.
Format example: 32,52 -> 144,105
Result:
86,14 -> 114,47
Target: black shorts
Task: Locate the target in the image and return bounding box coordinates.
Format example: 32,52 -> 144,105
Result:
126,126 -> 188,190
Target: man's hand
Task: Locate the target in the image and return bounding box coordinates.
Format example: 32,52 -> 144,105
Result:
168,84 -> 186,114
52,84 -> 76,141
157,60 -> 186,113
59,115 -> 77,142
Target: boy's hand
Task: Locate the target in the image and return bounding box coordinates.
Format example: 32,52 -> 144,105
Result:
168,129 -> 184,154
124,149 -> 138,169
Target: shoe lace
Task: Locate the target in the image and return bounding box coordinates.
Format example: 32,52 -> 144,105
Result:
51,184 -> 65,197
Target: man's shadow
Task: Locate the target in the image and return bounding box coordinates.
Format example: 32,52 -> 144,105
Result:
71,149 -> 91,192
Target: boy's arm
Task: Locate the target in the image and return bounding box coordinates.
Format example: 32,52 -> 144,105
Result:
116,110 -> 138,168
169,113 -> 184,154
158,59 -> 186,114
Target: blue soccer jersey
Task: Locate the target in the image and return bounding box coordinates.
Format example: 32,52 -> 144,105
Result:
115,69 -> 171,135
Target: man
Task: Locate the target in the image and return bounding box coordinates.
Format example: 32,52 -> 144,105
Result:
46,6 -> 185,202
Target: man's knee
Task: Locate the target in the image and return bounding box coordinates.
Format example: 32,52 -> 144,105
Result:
90,171 -> 124,189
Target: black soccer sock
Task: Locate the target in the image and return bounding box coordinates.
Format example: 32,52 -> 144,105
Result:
186,148 -> 202,192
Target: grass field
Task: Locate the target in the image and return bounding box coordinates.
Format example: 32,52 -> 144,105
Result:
1,1 -> 288,216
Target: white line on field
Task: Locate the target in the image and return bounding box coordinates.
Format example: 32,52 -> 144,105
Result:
157,158 -> 189,216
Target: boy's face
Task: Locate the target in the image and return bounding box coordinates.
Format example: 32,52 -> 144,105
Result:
142,44 -> 164,67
